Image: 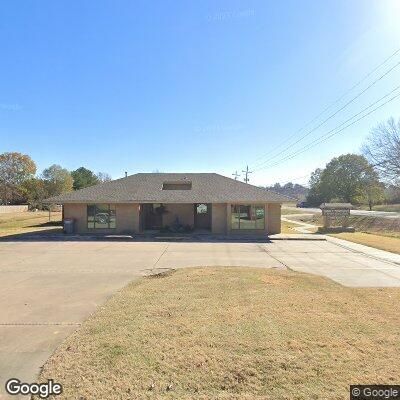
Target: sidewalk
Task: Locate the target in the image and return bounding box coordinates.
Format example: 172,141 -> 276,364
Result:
326,235 -> 400,265
281,216 -> 318,233
281,216 -> 400,266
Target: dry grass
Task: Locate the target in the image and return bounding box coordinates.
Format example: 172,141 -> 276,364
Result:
290,214 -> 400,252
359,204 -> 400,212
0,211 -> 62,237
281,208 -> 307,215
346,216 -> 400,236
38,267 -> 400,400
281,220 -> 318,234
331,232 -> 400,254
294,214 -> 400,236
280,220 -> 301,233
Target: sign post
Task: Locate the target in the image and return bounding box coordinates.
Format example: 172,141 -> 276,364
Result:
319,203 -> 355,232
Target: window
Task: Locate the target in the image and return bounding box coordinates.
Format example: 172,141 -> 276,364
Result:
196,204 -> 208,214
87,204 -> 116,229
231,205 -> 265,230
152,203 -> 163,213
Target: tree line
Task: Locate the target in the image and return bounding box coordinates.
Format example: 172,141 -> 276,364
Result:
0,154 -> 111,208
266,182 -> 309,201
306,117 -> 400,209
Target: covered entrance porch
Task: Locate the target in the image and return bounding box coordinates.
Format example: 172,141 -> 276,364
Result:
139,203 -> 212,233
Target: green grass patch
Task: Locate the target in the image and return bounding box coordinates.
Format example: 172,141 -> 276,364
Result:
0,211 -> 62,237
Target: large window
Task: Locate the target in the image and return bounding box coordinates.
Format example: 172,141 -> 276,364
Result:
231,205 -> 265,230
87,204 -> 116,229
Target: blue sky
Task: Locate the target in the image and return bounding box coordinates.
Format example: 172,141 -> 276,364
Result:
1,0 -> 400,186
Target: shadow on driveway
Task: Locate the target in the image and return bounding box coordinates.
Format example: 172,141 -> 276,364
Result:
0,230 -> 274,244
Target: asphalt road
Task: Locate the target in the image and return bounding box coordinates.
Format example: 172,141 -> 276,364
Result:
284,206 -> 400,219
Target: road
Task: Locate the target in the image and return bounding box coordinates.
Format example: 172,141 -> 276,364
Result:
283,206 -> 400,219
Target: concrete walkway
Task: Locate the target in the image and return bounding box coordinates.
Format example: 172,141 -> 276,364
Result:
326,235 -> 400,265
281,216 -> 317,233
1,239 -> 400,398
282,216 -> 400,264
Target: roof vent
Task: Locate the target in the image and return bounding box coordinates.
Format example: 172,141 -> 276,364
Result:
162,181 -> 192,190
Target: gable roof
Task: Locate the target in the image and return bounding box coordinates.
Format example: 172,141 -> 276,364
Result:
46,173 -> 292,204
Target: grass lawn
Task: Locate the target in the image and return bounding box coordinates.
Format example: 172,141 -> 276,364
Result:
358,204 -> 400,212
281,207 -> 310,215
280,220 -> 301,233
331,232 -> 400,254
38,267 -> 400,400
347,216 -> 400,235
281,219 -> 318,234
0,211 -> 62,237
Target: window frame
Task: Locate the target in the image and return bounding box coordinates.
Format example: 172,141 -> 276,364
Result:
231,204 -> 265,230
87,204 -> 116,229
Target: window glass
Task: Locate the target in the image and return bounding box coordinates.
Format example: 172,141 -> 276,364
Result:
109,205 -> 116,228
196,204 -> 208,214
239,205 -> 256,229
255,206 -> 265,229
87,204 -> 116,229
231,205 -> 240,229
87,204 -> 95,229
153,204 -> 162,214
231,204 -> 265,230
95,204 -> 109,228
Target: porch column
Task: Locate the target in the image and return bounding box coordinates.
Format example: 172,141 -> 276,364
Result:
226,203 -> 231,235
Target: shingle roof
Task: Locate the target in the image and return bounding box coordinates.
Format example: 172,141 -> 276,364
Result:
46,173 -> 292,203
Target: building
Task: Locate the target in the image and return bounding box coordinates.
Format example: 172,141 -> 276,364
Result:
47,173 -> 290,236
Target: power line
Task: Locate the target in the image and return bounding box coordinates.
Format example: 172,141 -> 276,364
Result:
254,87 -> 400,171
253,86 -> 400,172
250,46 -> 400,168
265,174 -> 311,186
251,59 -> 400,170
251,47 -> 400,166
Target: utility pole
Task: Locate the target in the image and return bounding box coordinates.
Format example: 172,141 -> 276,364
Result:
242,165 -> 252,183
232,171 -> 240,180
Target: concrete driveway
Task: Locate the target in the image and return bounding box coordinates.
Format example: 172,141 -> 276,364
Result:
1,239 -> 400,398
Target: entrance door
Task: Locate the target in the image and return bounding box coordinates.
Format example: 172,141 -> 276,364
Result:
194,203 -> 211,230
142,203 -> 163,230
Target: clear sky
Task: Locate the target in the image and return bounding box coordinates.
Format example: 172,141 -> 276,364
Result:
1,0 -> 400,186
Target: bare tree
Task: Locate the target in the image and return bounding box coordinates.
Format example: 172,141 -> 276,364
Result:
96,172 -> 112,182
362,117 -> 400,185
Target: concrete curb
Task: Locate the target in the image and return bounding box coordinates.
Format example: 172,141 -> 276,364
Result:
325,235 -> 400,266
269,234 -> 326,241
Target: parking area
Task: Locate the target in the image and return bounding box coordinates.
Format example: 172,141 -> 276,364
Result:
1,239 -> 400,398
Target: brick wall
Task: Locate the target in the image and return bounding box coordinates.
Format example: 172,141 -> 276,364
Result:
63,203 -> 139,234
267,203 -> 281,234
211,203 -> 226,234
